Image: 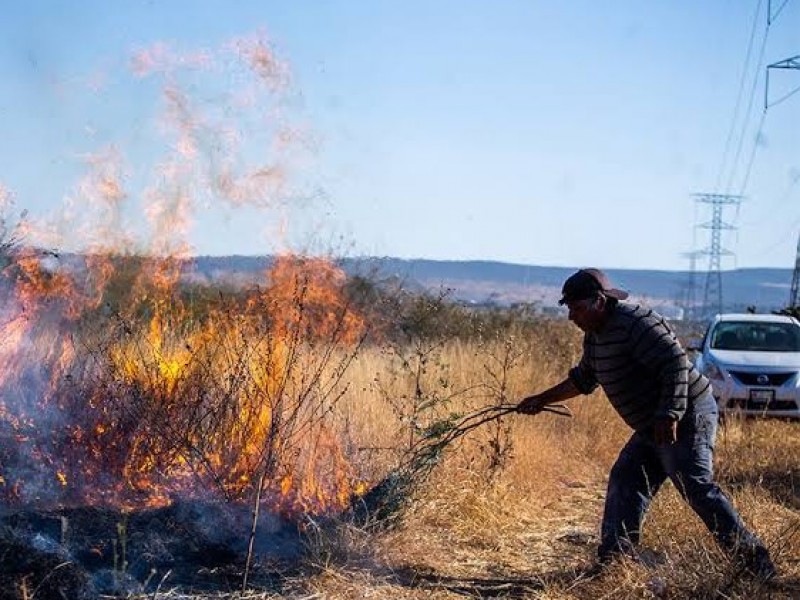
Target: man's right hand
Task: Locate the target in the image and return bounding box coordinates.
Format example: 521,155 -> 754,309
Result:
516,378 -> 580,415
517,394 -> 550,415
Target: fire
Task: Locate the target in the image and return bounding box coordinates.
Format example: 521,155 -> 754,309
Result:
0,31 -> 371,518
0,250 -> 369,516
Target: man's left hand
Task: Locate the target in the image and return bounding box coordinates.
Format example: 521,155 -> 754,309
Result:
654,417 -> 678,447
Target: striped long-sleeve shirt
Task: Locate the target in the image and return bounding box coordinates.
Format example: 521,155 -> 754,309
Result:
568,303 -> 711,431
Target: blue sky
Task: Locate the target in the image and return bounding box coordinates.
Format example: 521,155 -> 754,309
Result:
0,1 -> 798,270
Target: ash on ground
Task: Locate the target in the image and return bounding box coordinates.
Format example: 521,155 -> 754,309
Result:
0,500 -> 304,599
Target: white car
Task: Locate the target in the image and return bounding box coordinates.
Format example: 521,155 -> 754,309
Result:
692,313 -> 800,417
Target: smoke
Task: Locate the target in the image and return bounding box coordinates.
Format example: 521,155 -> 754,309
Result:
20,31 -> 310,258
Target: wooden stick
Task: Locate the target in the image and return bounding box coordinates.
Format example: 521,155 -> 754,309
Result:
242,469 -> 267,592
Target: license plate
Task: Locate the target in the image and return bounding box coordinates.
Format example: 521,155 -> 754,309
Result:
749,389 -> 775,406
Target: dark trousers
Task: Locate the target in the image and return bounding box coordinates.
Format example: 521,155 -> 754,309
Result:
599,393 -> 762,560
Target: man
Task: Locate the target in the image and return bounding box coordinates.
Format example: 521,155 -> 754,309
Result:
517,268 -> 776,579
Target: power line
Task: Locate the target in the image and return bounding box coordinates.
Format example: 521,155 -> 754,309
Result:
724,18 -> 771,196
735,109 -> 767,197
716,0 -> 765,191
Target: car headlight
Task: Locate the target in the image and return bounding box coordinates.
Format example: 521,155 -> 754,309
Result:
703,360 -> 725,381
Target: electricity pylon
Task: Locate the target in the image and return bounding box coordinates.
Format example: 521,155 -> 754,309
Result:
694,193 -> 742,316
679,250 -> 704,321
765,55 -> 800,309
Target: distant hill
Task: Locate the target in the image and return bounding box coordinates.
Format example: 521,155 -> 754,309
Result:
189,256 -> 795,316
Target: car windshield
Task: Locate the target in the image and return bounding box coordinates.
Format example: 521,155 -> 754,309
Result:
710,321 -> 800,352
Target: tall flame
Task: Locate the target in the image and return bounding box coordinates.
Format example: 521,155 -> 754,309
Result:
0,251 -> 367,514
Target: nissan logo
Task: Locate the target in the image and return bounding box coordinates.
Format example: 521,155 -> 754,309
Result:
756,374 -> 769,385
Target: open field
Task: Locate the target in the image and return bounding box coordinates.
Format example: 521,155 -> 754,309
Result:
1,254 -> 798,599
296,329 -> 800,599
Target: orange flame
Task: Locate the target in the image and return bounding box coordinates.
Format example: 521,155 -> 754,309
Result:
0,249 -> 368,515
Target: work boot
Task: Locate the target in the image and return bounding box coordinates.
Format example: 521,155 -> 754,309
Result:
741,545 -> 778,582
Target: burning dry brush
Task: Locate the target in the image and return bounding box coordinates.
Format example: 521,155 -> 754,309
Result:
0,252 -> 370,516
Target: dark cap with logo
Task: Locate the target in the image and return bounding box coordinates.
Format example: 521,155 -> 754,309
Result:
558,268 -> 629,305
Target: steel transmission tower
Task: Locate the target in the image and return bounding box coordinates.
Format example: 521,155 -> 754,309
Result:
694,193 -> 742,316
679,250 -> 704,320
766,55 -> 800,310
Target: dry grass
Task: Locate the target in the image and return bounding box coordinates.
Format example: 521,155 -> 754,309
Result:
132,320 -> 800,598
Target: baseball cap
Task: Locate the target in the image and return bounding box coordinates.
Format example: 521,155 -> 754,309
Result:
558,268 -> 629,305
